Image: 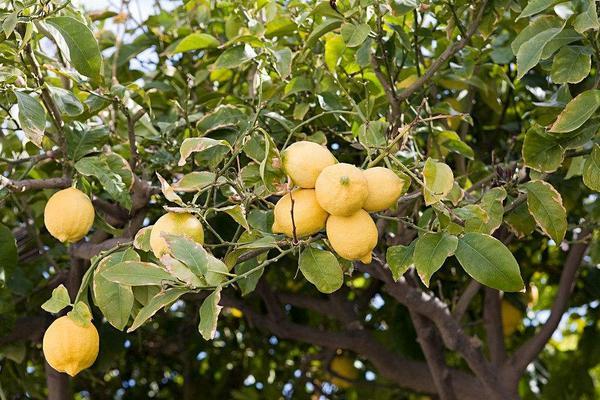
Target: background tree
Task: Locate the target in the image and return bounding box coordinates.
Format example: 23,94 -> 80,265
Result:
0,0 -> 599,399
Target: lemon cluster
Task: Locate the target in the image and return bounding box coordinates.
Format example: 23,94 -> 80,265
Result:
273,141 -> 405,263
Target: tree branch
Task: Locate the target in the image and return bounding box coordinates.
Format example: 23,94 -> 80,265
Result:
453,279 -> 481,321
483,288 -> 505,366
1,176 -> 71,192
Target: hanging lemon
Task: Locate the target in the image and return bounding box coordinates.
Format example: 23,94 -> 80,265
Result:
44,188 -> 95,243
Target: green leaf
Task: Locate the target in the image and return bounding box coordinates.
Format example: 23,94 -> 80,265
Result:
512,16 -> 562,55
160,255 -> 205,288
522,125 -> 565,172
66,125 -> 107,161
541,29 -> 582,59
93,249 -> 138,330
235,258 -> 264,296
48,86 -> 84,116
299,247 -> 343,294
172,33 -> 219,53
550,46 -> 591,84
455,233 -> 524,292
422,158 -> 454,206
133,226 -> 152,252
75,153 -> 134,209
15,91 -> 46,147
198,287 -> 223,340
358,120 -> 387,148
583,144 -> 600,191
0,224 -> 17,283
340,23 -> 370,48
272,47 -> 292,79
504,201 -> 537,238
156,173 -> 184,206
172,172 -> 223,192
516,27 -> 562,80
196,105 -> 248,134
67,302 -> 93,326
178,137 -> 230,167
2,12 -> 18,37
284,76 -> 313,97
306,19 -> 342,48
324,34 -> 346,71
550,90 -> 600,133
46,17 -> 102,79
574,0 -> 600,33
413,232 -> 458,287
518,0 -> 559,19
128,288 -> 189,332
464,187 -> 507,234
524,180 -> 568,243
214,44 -> 256,69
163,234 -> 209,276
41,285 -> 71,313
216,205 -> 250,231
386,241 -> 415,281
102,261 -> 176,286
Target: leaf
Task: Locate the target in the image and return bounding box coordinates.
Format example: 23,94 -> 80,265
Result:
574,0 -> 600,33
48,86 -> 84,116
45,17 -> 102,79
75,153 -> 134,209
324,34 -> 346,71
522,125 -> 565,172
128,288 -> 189,332
284,76 -> 313,96
422,158 -> 454,206
214,44 -> 257,69
340,23 -> 370,47
386,241 -> 415,281
518,0 -> 559,19
15,91 -> 46,147
549,90 -> 600,133
66,125 -> 107,160
413,232 -> 458,286
172,172 -> 224,192
505,201 -> 537,238
172,33 -> 219,53
299,247 -> 343,294
93,249 -> 138,330
583,144 -> 600,191
2,12 -> 17,37
160,255 -> 205,288
216,205 -> 250,231
235,258 -> 264,296
67,302 -> 93,326
512,16 -> 562,55
0,224 -> 17,282
102,261 -> 176,286
178,137 -> 230,166
196,105 -> 248,134
272,47 -> 292,79
464,187 -> 507,234
156,173 -> 184,205
41,285 -> 71,313
306,19 -> 342,48
455,233 -> 524,292
358,120 -> 387,148
163,234 -> 209,276
541,29 -> 582,59
550,46 -> 591,84
516,27 -> 562,80
524,180 -> 567,243
198,287 -> 223,340
133,226 -> 152,252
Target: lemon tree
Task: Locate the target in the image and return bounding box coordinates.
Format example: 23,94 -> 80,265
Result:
0,0 -> 599,399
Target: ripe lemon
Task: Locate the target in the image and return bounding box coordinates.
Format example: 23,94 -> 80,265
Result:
150,212 -> 204,257
281,141 -> 336,188
44,187 -> 95,243
326,210 -> 378,263
362,167 -> 405,212
315,163 -> 368,216
42,316 -> 99,377
501,299 -> 523,336
329,356 -> 359,388
272,189 -> 328,238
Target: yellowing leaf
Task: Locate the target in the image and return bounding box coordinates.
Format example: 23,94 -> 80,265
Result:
422,158 -> 454,206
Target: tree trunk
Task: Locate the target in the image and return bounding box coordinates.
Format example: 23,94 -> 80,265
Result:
45,362 -> 71,400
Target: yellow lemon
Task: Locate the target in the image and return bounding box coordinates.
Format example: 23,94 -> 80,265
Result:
281,141 -> 336,188
363,167 -> 405,212
150,212 -> 204,257
326,210 -> 378,263
42,316 -> 99,377
44,187 -> 95,243
501,299 -> 523,336
329,356 -> 359,388
315,163 -> 368,216
272,189 -> 328,238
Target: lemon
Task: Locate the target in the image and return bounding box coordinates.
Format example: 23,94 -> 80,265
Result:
282,141 -> 336,188
326,210 -> 378,263
44,187 -> 95,243
42,316 -> 99,377
329,356 -> 359,388
272,189 -> 328,238
150,212 -> 204,257
315,163 -> 368,216
501,299 -> 523,336
362,167 -> 405,212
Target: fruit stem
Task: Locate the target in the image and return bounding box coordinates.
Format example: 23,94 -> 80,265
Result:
339,176 -> 350,185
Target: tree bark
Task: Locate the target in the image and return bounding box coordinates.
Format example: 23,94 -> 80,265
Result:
45,362 -> 71,400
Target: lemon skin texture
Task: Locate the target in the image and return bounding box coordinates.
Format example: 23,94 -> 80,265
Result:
329,356 -> 359,388
363,167 -> 405,212
44,187 -> 95,243
272,189 -> 328,238
42,316 -> 99,377
150,212 -> 205,258
501,300 -> 523,336
315,163 -> 369,216
326,210 -> 378,263
281,141 -> 336,188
